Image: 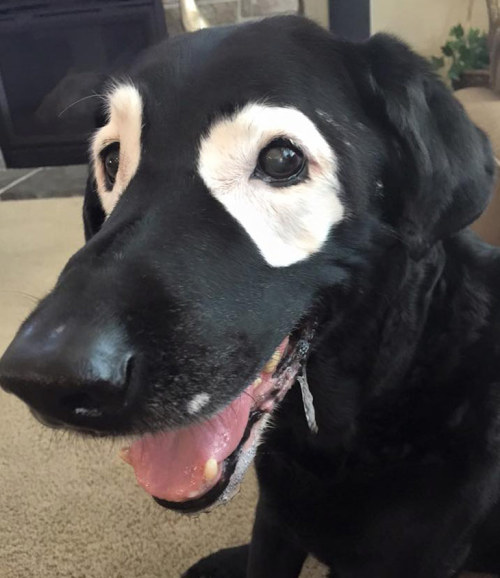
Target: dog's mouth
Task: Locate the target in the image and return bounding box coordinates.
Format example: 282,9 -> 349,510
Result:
119,326 -> 314,514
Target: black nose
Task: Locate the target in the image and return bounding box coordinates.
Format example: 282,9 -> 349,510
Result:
0,309 -> 135,433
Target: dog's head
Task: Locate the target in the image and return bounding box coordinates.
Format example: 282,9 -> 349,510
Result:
0,17 -> 494,512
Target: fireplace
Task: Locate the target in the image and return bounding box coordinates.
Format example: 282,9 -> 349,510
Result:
329,0 -> 370,42
0,0 -> 167,168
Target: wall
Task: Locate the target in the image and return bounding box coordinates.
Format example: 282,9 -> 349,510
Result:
371,0 -> 489,58
163,0 -> 299,36
163,0 -> 490,57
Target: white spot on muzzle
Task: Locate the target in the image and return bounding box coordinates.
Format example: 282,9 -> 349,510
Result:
187,392 -> 211,414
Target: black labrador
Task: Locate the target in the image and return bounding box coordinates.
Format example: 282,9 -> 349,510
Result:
1,16 -> 499,578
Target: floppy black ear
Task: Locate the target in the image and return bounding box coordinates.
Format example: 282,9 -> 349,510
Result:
359,34 -> 495,256
83,174 -> 105,241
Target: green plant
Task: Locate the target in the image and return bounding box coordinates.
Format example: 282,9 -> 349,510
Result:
431,24 -> 490,82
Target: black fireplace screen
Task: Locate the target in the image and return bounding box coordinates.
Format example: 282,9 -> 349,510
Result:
0,0 -> 167,168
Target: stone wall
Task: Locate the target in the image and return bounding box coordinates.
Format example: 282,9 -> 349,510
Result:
163,0 -> 300,36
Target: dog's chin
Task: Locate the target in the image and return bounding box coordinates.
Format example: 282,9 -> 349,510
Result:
120,325 -> 315,515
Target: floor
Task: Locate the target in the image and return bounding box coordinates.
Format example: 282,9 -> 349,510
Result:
0,165 -> 87,201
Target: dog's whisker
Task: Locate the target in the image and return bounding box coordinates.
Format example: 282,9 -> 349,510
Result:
0,290 -> 41,304
57,92 -> 105,118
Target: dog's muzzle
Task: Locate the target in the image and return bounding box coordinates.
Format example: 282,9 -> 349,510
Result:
0,291 -> 316,513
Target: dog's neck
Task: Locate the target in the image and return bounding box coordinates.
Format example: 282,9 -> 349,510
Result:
304,231 -> 492,443
315,240 -> 445,384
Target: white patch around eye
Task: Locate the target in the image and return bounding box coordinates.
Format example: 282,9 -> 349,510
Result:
197,103 -> 344,267
91,83 -> 143,216
187,393 -> 211,415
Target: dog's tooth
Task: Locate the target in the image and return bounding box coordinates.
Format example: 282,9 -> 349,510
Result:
252,377 -> 263,390
263,349 -> 281,374
204,458 -> 218,481
119,447 -> 132,465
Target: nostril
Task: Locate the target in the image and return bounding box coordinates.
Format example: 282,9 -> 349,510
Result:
123,354 -> 136,402
58,354 -> 136,419
60,392 -> 103,417
125,355 -> 134,384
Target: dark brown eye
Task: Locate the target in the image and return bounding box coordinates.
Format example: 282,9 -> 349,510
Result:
256,139 -> 306,185
100,142 -> 120,190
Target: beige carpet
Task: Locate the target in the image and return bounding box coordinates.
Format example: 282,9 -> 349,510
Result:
0,198 -> 491,578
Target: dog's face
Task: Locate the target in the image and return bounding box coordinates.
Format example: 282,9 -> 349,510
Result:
0,17 -> 494,512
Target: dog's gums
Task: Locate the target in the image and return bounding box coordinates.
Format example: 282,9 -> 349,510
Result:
119,327 -> 314,512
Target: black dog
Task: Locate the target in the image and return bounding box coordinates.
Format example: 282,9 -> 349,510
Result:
1,16 -> 499,578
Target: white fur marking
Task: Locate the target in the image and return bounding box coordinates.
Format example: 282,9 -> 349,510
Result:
91,84 -> 143,216
187,393 -> 211,414
198,103 -> 344,267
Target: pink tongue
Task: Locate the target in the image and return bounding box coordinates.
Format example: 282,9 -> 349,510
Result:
123,391 -> 252,502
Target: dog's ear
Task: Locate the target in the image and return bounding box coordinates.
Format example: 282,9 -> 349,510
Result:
357,34 -> 495,257
83,174 -> 105,241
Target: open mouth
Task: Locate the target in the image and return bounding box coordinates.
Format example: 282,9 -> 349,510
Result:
120,325 -> 315,514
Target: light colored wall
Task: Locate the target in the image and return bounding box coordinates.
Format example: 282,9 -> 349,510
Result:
371,0 -> 489,58
163,0 -> 300,36
302,0 -> 329,27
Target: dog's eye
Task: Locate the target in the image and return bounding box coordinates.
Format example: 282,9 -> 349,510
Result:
100,142 -> 120,190
255,139 -> 306,186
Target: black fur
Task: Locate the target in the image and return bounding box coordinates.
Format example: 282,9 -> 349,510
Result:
82,175 -> 105,240
1,16 -> 499,578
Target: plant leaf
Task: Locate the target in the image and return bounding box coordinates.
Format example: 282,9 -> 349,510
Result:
441,25 -> 490,73
451,24 -> 465,39
442,43 -> 454,57
449,61 -> 464,80
430,56 -> 445,70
